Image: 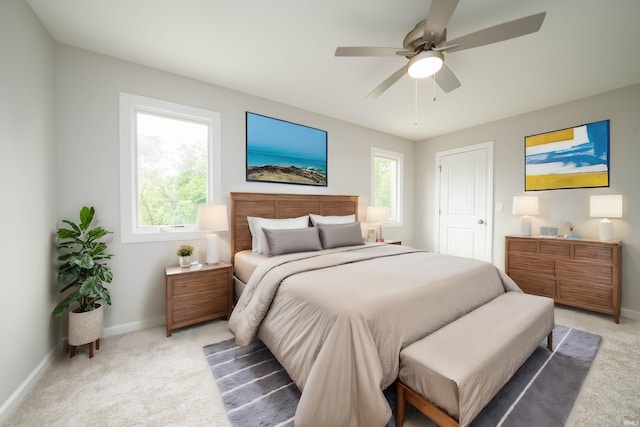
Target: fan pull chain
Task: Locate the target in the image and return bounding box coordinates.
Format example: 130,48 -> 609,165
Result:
433,74 -> 437,102
414,79 -> 418,125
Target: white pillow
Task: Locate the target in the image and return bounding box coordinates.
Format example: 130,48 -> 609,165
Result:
247,215 -> 310,254
309,213 -> 356,226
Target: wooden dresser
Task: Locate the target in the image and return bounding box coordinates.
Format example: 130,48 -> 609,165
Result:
505,235 -> 621,323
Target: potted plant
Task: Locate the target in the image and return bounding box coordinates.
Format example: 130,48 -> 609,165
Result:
53,206 -> 113,358
177,244 -> 194,267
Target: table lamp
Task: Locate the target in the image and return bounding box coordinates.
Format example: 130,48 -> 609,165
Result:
512,196 -> 539,236
590,195 -> 622,241
366,206 -> 390,242
196,204 -> 228,264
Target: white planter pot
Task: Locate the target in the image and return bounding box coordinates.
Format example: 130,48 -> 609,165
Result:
179,255 -> 192,267
68,304 -> 104,346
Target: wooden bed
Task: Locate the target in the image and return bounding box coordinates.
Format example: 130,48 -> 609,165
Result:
227,191 -> 528,427
230,192 -> 359,259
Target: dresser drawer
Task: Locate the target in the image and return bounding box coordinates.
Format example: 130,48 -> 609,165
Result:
558,280 -> 613,311
539,241 -> 571,257
508,254 -> 554,276
574,244 -> 613,262
506,239 -> 538,254
556,261 -> 612,286
508,272 -> 555,298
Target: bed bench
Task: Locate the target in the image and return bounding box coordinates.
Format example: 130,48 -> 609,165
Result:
396,291 -> 555,427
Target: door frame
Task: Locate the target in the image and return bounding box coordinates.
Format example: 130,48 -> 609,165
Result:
434,141 -> 494,262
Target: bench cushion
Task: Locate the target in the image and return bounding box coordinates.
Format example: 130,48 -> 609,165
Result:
399,291 -> 554,426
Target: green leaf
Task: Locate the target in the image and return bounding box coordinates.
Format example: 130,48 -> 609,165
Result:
79,206 -> 95,229
51,290 -> 81,317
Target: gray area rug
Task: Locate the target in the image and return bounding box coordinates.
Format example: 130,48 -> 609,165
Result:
203,325 -> 600,427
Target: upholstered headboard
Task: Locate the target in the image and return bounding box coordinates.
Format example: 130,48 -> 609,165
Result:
230,192 -> 359,258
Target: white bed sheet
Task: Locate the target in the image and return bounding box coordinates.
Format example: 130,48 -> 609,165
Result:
234,249 -> 268,284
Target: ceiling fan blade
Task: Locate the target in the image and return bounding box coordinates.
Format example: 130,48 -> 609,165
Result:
423,0 -> 460,40
445,12 -> 546,54
366,65 -> 408,99
335,47 -> 407,57
435,64 -> 461,93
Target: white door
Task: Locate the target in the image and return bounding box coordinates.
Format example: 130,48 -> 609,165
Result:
435,142 -> 493,261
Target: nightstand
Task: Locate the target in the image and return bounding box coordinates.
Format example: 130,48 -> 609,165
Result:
164,261 -> 233,337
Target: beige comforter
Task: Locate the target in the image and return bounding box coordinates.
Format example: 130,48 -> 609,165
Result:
228,244 -> 521,427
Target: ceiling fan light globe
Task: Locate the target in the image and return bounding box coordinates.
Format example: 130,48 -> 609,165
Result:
408,51 -> 444,78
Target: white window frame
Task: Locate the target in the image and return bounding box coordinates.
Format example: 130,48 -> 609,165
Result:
370,147 -> 403,227
119,92 -> 221,243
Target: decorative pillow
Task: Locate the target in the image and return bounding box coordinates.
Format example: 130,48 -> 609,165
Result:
247,215 -> 310,254
263,227 -> 323,256
318,222 -> 365,249
309,213 -> 356,226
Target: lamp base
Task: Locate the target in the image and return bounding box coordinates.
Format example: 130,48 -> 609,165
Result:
520,216 -> 532,236
598,218 -> 613,241
205,233 -> 220,264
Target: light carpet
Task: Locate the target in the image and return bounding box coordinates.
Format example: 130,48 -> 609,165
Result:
204,325 -> 600,427
4,307 -> 639,426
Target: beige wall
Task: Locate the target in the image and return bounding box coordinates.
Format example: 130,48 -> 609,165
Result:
416,84 -> 640,318
0,0 -> 57,416
54,44 -> 416,336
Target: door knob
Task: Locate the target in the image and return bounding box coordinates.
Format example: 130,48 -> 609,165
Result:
478,219 -> 485,224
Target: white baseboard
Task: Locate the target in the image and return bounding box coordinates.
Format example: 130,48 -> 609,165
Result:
621,307 -> 640,321
0,346 -> 57,425
0,315 -> 166,424
102,315 -> 166,337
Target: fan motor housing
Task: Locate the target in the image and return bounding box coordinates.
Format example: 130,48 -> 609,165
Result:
403,21 -> 447,57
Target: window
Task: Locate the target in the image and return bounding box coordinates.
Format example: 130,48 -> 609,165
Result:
371,147 -> 403,226
119,93 -> 221,243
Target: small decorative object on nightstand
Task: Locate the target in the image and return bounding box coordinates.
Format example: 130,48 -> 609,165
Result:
164,261 -> 232,336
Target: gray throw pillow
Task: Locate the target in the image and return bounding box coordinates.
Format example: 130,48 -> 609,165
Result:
262,227 -> 323,256
318,222 -> 365,249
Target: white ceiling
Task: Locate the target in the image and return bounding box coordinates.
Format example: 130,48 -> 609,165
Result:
26,0 -> 640,141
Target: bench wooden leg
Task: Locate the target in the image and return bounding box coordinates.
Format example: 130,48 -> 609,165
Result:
397,381 -> 459,427
96,338 -> 100,351
396,381 -> 406,426
547,331 -> 553,351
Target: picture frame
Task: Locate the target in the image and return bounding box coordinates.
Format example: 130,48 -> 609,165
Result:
524,119 -> 610,191
246,112 -> 328,186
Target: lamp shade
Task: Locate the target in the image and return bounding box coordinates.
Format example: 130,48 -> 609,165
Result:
590,195 -> 623,218
407,51 -> 444,79
366,206 -> 390,223
196,205 -> 229,231
512,196 -> 539,216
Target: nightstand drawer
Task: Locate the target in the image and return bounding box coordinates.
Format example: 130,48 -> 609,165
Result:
171,269 -> 230,298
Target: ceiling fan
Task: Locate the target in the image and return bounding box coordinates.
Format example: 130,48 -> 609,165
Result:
335,0 -> 546,99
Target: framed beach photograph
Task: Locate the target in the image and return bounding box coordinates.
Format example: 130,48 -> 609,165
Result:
524,119 -> 610,191
245,112 -> 328,186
